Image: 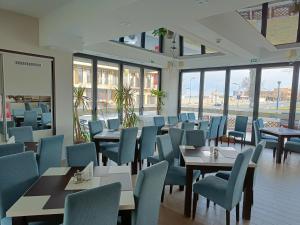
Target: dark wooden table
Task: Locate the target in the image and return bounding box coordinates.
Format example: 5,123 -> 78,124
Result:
92,129 -> 141,174
24,141 -> 39,152
7,166 -> 135,225
260,127 -> 300,164
180,146 -> 255,220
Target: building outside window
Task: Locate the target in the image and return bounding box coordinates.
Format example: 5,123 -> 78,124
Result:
123,66 -> 141,112
145,31 -> 160,52
144,69 -> 159,115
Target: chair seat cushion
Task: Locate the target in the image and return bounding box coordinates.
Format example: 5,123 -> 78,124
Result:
228,131 -> 245,138
261,134 -> 277,141
147,155 -> 160,165
193,176 -> 228,209
285,141 -> 300,153
290,137 -> 300,143
215,171 -> 231,180
165,166 -> 200,186
99,142 -> 119,151
102,147 -> 119,163
262,138 -> 277,149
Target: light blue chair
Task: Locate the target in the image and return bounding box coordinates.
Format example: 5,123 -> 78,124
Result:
181,122 -> 195,131
187,113 -> 196,121
8,126 -> 33,143
0,152 -> 39,223
217,116 -> 227,143
39,103 -> 49,113
66,142 -> 98,167
107,118 -> 120,130
37,135 -> 64,175
156,134 -> 200,201
63,183 -> 121,225
185,130 -> 206,148
207,116 -> 221,146
24,102 -> 32,111
153,116 -> 165,134
167,116 -> 178,126
169,128 -> 184,160
138,126 -> 158,169
178,113 -> 188,122
12,109 -> 25,117
228,116 -> 248,148
102,127 -> 138,166
132,161 -> 168,225
22,111 -> 38,130
257,118 -> 277,140
198,121 -> 209,138
32,108 -> 43,116
0,143 -> 24,158
41,113 -> 52,129
192,149 -> 253,225
284,139 -> 300,161
253,120 -> 277,158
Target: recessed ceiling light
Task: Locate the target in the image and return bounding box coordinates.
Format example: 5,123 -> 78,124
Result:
195,0 -> 209,5
120,21 -> 131,27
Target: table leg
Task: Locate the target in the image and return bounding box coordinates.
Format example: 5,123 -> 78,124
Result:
243,168 -> 254,220
184,165 -> 193,217
276,136 -> 284,164
215,137 -> 218,147
12,217 -> 28,225
131,141 -> 138,175
120,210 -> 131,225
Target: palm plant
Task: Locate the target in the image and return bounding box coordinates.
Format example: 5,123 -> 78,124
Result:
113,86 -> 139,128
151,89 -> 167,115
73,87 -> 90,143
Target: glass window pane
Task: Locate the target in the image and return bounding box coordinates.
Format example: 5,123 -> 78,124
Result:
259,66 -> 293,127
267,1 -> 299,45
296,68 -> 300,128
143,69 -> 159,115
97,61 -> 119,120
123,66 -> 141,112
183,38 -> 202,55
205,47 -> 218,54
124,34 -> 142,47
228,69 -> 256,141
73,57 -> 93,135
238,4 -> 262,33
180,72 -> 200,118
145,31 -> 160,52
203,70 -> 226,118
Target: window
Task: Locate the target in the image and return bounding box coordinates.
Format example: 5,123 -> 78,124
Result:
238,4 -> 262,33
73,57 -> 93,128
97,61 -> 119,120
145,31 -> 160,52
124,34 -> 142,47
183,38 -> 202,55
259,66 -> 293,127
203,70 -> 226,119
123,66 -> 141,112
143,69 -> 159,115
228,69 -> 256,141
266,0 -> 299,45
180,72 -> 200,118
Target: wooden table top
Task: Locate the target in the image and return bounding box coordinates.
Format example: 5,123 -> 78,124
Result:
6,166 -> 135,217
93,129 -> 141,140
260,127 -> 300,137
180,145 -> 256,167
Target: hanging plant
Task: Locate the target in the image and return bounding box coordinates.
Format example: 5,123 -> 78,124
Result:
152,28 -> 168,37
151,89 -> 167,115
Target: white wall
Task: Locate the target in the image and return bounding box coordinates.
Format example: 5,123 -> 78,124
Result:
0,9 -> 73,147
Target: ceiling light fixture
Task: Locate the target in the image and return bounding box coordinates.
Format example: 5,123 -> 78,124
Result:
194,0 -> 209,5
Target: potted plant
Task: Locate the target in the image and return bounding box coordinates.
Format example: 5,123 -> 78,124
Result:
151,89 -> 167,115
113,86 -> 139,128
152,28 -> 174,39
73,87 -> 90,143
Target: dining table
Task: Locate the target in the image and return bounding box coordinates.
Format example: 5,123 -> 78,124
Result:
6,166 -> 135,225
92,129 -> 142,174
260,127 -> 300,163
180,145 -> 255,220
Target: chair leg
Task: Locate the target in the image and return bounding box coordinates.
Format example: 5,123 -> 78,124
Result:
192,193 -> 198,219
273,148 -> 276,158
226,210 -> 230,225
179,185 -> 184,191
284,150 -> 288,161
236,203 -> 239,222
102,155 -> 108,166
161,185 -> 165,202
147,161 -> 150,167
206,199 -> 210,208
241,138 -> 243,149
169,185 -> 173,194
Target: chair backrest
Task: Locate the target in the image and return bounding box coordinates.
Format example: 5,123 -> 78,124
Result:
257,118 -> 264,128
207,116 -> 221,139
217,116 -> 227,138
181,122 -> 195,131
252,141 -> 265,164
187,113 -> 196,121
0,152 -> 39,219
0,143 -> 24,158
225,148 -> 253,210
118,127 -> 138,165
41,112 -> 52,125
32,107 -> 43,115
139,126 -> 158,160
12,109 -> 25,117
8,126 -> 33,143
153,116 -> 165,127
38,135 -> 64,175
88,120 -> 103,140
198,121 -> 209,132
253,120 -> 262,146
156,134 -> 175,165
63,182 -> 121,225
167,116 -> 178,126
40,103 -> 49,113
24,102 -> 31,111
66,142 -> 98,167
23,111 -> 38,129
179,113 -> 188,122
185,130 -> 206,147
234,116 -> 248,133
107,118 -> 120,130
169,128 -> 184,159
133,161 -> 168,225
